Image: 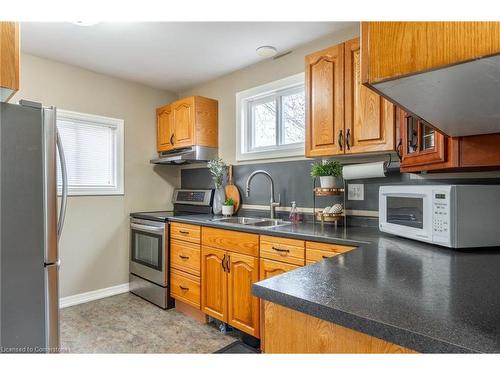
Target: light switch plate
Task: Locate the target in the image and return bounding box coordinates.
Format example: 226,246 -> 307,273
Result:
348,184 -> 364,200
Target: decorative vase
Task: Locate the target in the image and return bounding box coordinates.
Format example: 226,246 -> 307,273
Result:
222,205 -> 234,216
319,176 -> 335,188
213,187 -> 225,215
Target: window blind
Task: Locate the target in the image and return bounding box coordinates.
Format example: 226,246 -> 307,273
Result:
56,110 -> 123,195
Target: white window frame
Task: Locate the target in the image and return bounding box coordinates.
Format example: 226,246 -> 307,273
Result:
236,73 -> 305,162
57,109 -> 124,196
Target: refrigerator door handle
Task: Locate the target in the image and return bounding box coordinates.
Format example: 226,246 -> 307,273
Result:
56,127 -> 68,239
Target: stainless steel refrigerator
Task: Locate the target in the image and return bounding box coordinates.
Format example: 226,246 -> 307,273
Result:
0,100 -> 68,353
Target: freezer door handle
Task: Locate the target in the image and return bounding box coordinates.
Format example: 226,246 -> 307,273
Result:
56,125 -> 68,240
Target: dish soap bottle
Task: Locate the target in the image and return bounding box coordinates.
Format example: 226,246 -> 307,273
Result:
289,201 -> 301,224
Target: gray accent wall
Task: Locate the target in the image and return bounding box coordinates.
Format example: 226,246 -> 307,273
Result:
181,159 -> 500,215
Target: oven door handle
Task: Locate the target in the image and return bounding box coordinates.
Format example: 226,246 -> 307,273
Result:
131,223 -> 165,235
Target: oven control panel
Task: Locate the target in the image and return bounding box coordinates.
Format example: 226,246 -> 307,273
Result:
172,189 -> 213,206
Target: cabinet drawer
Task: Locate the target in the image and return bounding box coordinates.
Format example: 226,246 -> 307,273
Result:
306,248 -> 341,264
171,239 -> 200,276
171,223 -> 200,243
306,241 -> 356,254
260,236 -> 305,266
260,258 -> 300,281
202,227 -> 259,257
170,269 -> 201,309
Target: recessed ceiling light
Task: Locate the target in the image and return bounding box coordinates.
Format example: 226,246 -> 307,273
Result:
71,21 -> 99,27
256,46 -> 278,58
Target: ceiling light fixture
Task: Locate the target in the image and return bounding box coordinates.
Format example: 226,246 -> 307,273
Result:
71,21 -> 99,27
256,46 -> 278,58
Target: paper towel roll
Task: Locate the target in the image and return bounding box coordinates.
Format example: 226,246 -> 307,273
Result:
342,161 -> 387,180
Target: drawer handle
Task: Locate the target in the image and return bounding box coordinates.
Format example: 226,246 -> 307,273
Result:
179,255 -> 190,260
322,256 -> 329,259
272,246 -> 290,253
179,285 -> 189,292
179,230 -> 190,235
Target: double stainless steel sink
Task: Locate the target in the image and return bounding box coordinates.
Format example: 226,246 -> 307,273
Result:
210,216 -> 291,228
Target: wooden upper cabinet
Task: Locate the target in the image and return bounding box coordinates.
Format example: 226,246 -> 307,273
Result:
0,22 -> 20,102
399,109 -> 500,173
156,96 -> 218,153
305,44 -> 344,157
361,22 -> 500,85
201,246 -> 227,322
156,104 -> 174,152
305,39 -> 396,158
172,97 -> 195,148
227,252 -> 260,337
398,110 -> 452,171
344,38 -> 395,154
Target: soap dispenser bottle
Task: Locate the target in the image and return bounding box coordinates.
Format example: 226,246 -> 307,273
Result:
289,201 -> 300,224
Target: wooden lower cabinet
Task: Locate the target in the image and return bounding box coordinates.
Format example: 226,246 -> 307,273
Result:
262,301 -> 416,354
259,258 -> 299,280
201,245 -> 260,337
201,246 -> 227,322
170,269 -> 201,309
227,252 -> 260,337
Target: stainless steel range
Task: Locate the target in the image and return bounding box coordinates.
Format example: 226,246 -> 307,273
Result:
129,189 -> 213,309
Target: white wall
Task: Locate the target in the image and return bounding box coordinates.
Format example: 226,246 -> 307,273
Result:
13,54 -> 179,297
180,25 -> 360,164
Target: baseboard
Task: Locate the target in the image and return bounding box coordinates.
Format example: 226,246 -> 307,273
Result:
60,283 -> 130,309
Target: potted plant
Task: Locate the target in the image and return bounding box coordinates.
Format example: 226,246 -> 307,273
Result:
222,198 -> 234,216
310,160 -> 342,188
207,158 -> 227,215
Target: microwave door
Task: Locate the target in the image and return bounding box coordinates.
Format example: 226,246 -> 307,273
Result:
386,196 -> 424,229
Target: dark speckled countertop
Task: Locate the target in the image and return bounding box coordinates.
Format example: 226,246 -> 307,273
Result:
168,214 -> 500,353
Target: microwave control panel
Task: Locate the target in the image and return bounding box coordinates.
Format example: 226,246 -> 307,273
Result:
432,190 -> 450,243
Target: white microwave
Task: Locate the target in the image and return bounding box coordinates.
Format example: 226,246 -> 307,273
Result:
379,185 -> 500,248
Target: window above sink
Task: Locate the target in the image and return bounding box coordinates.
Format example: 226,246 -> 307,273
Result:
236,73 -> 305,162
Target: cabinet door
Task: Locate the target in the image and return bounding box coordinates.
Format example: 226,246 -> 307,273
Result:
156,105 -> 174,152
201,246 -> 227,322
0,22 -> 20,102
399,110 -> 454,171
172,97 -> 195,148
227,252 -> 260,337
305,44 -> 344,157
344,38 -> 395,154
259,258 -> 299,281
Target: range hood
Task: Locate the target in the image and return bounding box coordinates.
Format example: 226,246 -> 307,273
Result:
150,145 -> 218,165
373,54 -> 500,137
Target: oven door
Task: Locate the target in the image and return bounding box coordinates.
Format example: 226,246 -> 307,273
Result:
130,218 -> 167,286
379,187 -> 433,242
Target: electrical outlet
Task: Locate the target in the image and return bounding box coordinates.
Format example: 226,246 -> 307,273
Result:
348,184 -> 364,201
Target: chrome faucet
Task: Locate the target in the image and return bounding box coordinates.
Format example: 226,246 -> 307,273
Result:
245,170 -> 280,219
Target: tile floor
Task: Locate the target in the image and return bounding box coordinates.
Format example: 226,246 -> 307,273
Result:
60,292 -> 237,353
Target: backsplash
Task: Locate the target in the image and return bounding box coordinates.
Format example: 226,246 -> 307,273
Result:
181,159 -> 500,227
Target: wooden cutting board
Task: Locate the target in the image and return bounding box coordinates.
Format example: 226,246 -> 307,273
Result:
224,164 -> 241,213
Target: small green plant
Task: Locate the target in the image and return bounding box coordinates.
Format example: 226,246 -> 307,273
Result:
223,198 -> 234,206
207,158 -> 227,189
310,160 -> 342,178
